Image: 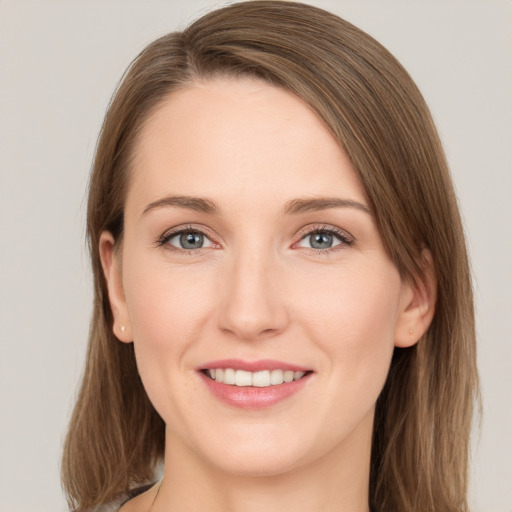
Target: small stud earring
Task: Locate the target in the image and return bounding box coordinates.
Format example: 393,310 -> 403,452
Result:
120,324 -> 126,333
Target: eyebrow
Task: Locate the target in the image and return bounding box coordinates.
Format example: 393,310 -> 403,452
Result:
141,195 -> 372,217
142,195 -> 220,216
282,197 -> 372,216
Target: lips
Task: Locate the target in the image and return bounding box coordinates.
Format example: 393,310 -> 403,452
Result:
198,359 -> 313,409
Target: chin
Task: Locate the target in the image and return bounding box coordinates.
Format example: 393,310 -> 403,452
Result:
193,426 -> 323,478
210,448 -> 302,478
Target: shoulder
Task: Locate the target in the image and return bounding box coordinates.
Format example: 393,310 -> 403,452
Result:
89,498 -> 125,512
91,484 -> 155,512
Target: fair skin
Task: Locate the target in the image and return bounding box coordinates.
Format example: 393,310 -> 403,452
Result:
100,77 -> 434,512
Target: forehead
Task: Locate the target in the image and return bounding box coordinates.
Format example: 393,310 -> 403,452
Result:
127,77 -> 368,215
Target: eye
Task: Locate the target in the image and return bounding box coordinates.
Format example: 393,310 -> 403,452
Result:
298,231 -> 341,250
161,229 -> 215,251
295,226 -> 353,251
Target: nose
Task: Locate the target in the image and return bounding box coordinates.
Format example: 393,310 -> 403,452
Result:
217,247 -> 289,341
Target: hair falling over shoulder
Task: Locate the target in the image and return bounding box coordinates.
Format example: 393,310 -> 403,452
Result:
61,2 -> 479,511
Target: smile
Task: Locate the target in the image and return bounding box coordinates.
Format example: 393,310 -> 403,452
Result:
198,359 -> 313,409
203,368 -> 308,387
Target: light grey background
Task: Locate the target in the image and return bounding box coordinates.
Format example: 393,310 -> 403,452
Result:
0,1 -> 510,511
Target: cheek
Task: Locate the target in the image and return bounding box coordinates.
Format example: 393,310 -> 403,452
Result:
297,258 -> 401,334
122,255 -> 218,414
295,261 -> 401,385
124,256 -> 216,347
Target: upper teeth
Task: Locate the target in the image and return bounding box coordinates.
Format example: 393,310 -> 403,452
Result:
206,368 -> 306,387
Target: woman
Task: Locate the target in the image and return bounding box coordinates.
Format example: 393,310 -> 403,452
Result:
61,2 -> 479,511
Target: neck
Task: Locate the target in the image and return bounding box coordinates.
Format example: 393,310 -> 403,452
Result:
152,418 -> 373,512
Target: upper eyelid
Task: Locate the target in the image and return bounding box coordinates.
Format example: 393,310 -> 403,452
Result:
160,224 -> 217,241
294,224 -> 354,242
160,223 -> 350,238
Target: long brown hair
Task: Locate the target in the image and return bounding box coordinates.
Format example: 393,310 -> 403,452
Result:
62,2 -> 479,511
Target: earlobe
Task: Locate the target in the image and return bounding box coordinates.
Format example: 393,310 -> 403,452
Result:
99,231 -> 133,343
395,250 -> 437,348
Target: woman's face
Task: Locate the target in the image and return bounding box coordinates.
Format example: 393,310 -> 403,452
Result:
102,77 -> 419,477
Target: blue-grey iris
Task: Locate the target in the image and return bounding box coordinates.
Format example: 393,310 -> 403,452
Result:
180,232 -> 204,249
310,232 -> 333,249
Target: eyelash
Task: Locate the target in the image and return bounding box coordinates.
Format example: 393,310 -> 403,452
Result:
156,223 -> 354,255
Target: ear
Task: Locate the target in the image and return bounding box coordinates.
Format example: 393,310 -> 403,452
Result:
99,231 -> 133,343
395,250 -> 437,348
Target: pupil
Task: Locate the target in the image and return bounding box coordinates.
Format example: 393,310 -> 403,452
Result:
180,232 -> 203,249
310,232 -> 332,249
